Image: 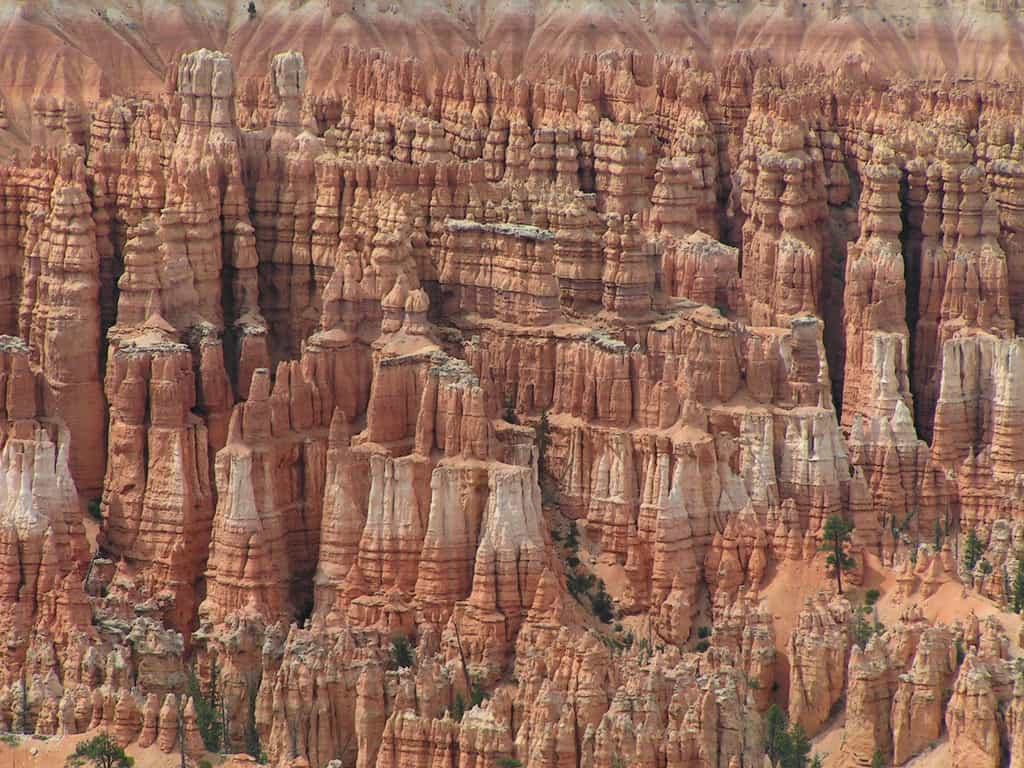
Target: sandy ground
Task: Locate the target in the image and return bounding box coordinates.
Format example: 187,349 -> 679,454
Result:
0,731 -> 267,768
862,554 -> 1023,654
812,719 -> 950,768
760,557 -> 832,706
762,553 -> 1021,768
811,713 -> 845,767
902,740 -> 951,768
0,731 -> 202,768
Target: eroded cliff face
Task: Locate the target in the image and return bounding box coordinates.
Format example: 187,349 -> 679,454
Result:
5,29 -> 1024,768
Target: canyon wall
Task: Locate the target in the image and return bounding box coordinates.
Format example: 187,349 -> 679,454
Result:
4,17 -> 1024,768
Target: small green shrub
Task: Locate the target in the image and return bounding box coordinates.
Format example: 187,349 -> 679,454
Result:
65,732 -> 134,768
1011,557 -> 1024,613
504,397 -> 518,424
865,588 -> 881,606
186,662 -> 223,753
590,588 -> 614,623
851,606 -> 884,649
763,704 -> 787,762
697,626 -> 712,639
567,570 -> 594,596
469,678 -> 488,708
964,528 -> 984,572
565,521 -> 579,551
450,693 -> 465,722
821,514 -> 855,594
695,639 -> 710,653
536,409 -> 550,476
244,680 -> 264,762
389,635 -> 415,670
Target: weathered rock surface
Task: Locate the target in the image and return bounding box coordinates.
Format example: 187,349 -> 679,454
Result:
7,26 -> 1024,768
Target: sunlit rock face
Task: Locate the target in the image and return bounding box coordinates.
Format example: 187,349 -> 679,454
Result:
7,7 -> 1024,765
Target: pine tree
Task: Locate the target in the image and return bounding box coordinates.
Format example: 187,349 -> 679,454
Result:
1014,558 -> 1024,613
820,514 -> 855,594
763,704 -> 787,764
187,661 -> 223,752
963,528 -> 984,573
65,732 -> 134,768
450,693 -> 465,721
244,681 -> 265,762
778,723 -> 812,768
504,396 -> 518,424
870,748 -> 886,768
536,409 -> 550,477
389,634 -> 415,669
17,672 -> 29,734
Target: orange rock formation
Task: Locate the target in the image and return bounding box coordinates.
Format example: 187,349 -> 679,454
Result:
4,14 -> 1024,768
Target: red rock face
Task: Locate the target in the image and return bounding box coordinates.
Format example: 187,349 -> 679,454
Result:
7,21 -> 1024,768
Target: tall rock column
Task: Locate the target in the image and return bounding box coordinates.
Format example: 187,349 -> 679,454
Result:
991,157 -> 1024,333
101,331 -> 217,636
199,404 -> 291,628
841,144 -> 913,427
21,147 -> 105,494
171,48 -> 268,384
787,593 -> 850,737
739,90 -> 827,327
448,464 -> 548,679
945,652 -> 1005,768
913,149 -> 1013,436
